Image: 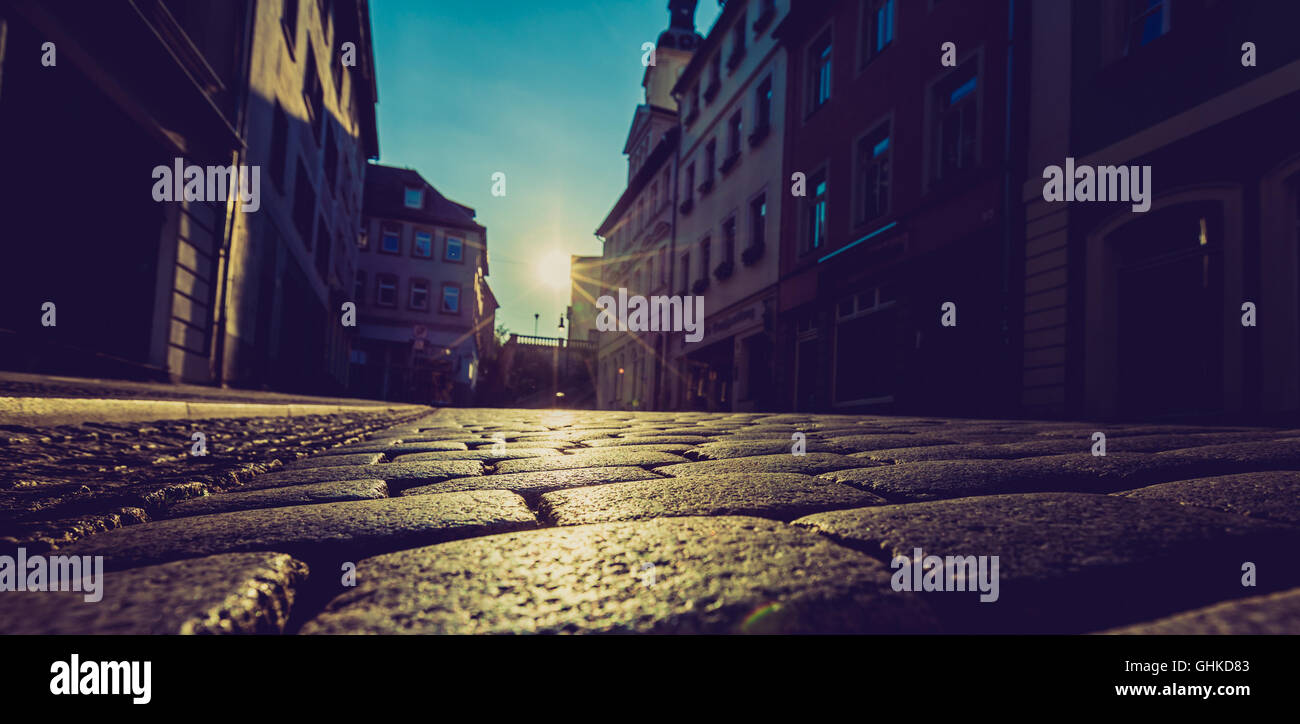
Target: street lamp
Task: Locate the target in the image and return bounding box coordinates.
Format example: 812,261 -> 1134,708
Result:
533,313 -> 539,336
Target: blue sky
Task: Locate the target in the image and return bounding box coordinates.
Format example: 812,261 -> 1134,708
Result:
369,0 -> 722,337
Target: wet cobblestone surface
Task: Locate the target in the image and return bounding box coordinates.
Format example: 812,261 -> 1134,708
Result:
3,408 -> 1299,634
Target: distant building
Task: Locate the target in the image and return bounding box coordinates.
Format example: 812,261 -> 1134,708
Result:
593,0 -> 700,410
351,164 -> 494,405
566,255 -> 602,344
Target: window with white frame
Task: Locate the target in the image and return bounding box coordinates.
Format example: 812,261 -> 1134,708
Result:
413,230 -> 433,258
404,186 -> 423,209
441,284 -> 460,313
380,224 -> 400,254
445,236 -> 463,262
376,274 -> 397,307
409,279 -> 429,310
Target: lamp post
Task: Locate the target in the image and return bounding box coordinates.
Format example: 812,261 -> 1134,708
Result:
533,313 -> 539,336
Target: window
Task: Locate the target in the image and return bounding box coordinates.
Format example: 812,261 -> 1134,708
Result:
357,225 -> 368,251
725,111 -> 743,165
1125,0 -> 1171,53
684,163 -> 696,201
410,279 -> 430,310
727,13 -> 746,70
380,223 -> 400,254
354,271 -> 364,301
404,186 -> 423,209
445,236 -> 463,262
292,159 -> 315,248
834,288 -> 899,404
855,120 -> 891,224
699,237 -> 711,282
706,56 -> 721,101
808,29 -> 833,114
702,140 -> 717,192
753,76 -> 773,140
934,62 -> 978,182
330,36 -> 345,101
722,217 -> 736,265
376,274 -> 397,307
805,169 -> 828,252
747,193 -> 767,259
303,45 -> 323,141
281,0 -> 299,54
413,230 -> 433,258
269,103 -> 288,190
314,214 -> 330,278
323,122 -> 337,192
441,284 -> 460,313
860,0 -> 895,67
680,252 -> 690,292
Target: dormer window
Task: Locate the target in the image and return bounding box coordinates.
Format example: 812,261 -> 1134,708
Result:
404,186 -> 423,208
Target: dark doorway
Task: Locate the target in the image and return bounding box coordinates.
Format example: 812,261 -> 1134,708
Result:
1115,203 -> 1225,418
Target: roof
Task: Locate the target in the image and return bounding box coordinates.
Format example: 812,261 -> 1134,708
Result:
595,126 -> 680,237
363,163 -> 485,233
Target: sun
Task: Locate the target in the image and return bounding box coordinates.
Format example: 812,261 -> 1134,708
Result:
537,250 -> 570,290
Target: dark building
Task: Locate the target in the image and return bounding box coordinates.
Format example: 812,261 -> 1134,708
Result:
0,0 -> 379,397
773,0 -> 1028,416
0,0 -> 251,382
1022,0 -> 1300,421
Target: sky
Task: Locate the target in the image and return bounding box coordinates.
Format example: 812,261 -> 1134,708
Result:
368,0 -> 723,338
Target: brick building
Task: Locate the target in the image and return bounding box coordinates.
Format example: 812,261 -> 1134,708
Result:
772,0 -> 1027,416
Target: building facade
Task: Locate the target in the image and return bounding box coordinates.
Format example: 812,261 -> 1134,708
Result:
593,1 -> 699,410
350,163 -> 495,405
1021,0 -> 1300,421
220,0 -> 379,395
0,0 -> 252,383
668,0 -> 789,412
773,0 -> 1026,416
0,0 -> 380,399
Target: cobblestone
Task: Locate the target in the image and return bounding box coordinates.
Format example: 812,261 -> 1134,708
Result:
6,407 -> 1299,635
0,552 -> 307,634
300,516 -> 939,634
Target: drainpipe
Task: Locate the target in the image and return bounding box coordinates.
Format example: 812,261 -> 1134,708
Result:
212,0 -> 256,387
999,0 -> 1019,415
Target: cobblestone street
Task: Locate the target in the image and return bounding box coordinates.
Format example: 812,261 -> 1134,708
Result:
3,408 -> 1299,635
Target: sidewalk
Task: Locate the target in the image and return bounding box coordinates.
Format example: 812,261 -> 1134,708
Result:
0,372 -> 427,426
